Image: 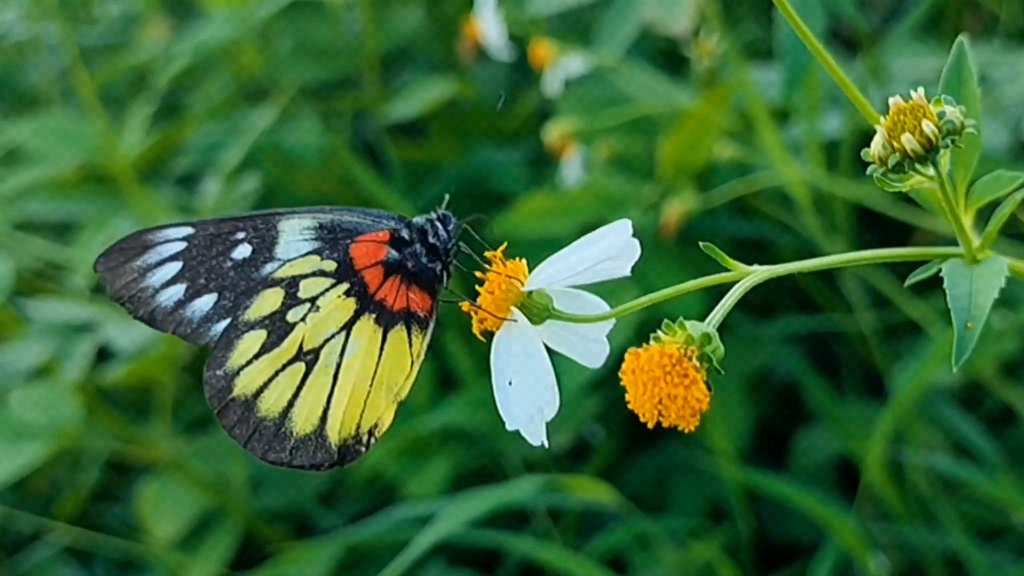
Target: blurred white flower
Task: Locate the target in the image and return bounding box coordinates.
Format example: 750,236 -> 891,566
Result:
528,37 -> 594,98
460,0 -> 517,63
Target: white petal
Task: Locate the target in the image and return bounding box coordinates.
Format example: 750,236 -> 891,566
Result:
540,69 -> 565,99
525,219 -> 641,290
557,146 -> 587,189
491,309 -> 559,447
541,54 -> 593,99
535,288 -> 613,368
475,0 -> 517,62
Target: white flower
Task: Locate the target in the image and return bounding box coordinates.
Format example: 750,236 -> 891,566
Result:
556,142 -> 587,189
461,220 -> 642,446
528,37 -> 594,98
540,53 -> 594,98
461,0 -> 517,63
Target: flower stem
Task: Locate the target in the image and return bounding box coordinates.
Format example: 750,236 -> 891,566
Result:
770,0 -> 879,126
549,246 -> 965,325
703,245 -> 964,328
931,159 -> 979,263
550,271 -> 746,324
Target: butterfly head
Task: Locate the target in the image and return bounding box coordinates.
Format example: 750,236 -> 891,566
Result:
401,209 -> 462,287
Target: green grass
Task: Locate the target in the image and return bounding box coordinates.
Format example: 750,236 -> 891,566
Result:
2,0 -> 1024,574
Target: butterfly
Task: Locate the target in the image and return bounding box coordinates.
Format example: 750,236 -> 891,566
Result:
94,207 -> 462,470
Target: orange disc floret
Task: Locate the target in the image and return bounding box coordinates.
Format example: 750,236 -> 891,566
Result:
459,243 -> 530,340
619,342 -> 710,432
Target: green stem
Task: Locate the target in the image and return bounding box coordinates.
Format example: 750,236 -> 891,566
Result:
931,160 -> 978,263
770,0 -> 879,126
703,246 -> 964,328
550,271 -> 746,324
549,246 -> 965,325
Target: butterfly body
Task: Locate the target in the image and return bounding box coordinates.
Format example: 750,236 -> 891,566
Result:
95,207 -> 460,470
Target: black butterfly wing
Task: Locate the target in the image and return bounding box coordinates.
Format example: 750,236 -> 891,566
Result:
94,207 -> 401,346
95,207 -> 443,470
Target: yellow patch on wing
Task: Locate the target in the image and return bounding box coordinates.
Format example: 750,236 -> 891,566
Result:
233,324 -> 305,398
285,303 -> 311,323
325,316 -> 384,446
359,326 -> 414,434
257,362 -> 307,418
227,329 -> 268,369
395,327 -> 429,402
298,276 -> 335,299
244,287 -> 285,321
272,255 -> 338,279
290,331 -> 348,436
303,284 -> 357,351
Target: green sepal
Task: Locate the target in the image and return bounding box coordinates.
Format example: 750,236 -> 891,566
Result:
654,318 -> 726,375
520,290 -> 555,325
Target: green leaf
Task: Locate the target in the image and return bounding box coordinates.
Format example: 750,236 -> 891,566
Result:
378,475 -> 625,576
0,436 -> 56,490
980,188 -> 1024,250
966,169 -> 1024,213
938,34 -> 982,202
0,254 -> 14,302
940,257 -> 1009,370
456,528 -> 617,576
381,75 -> 463,126
135,473 -> 215,545
655,84 -> 732,184
525,0 -> 599,17
7,382 -> 85,432
904,259 -> 945,287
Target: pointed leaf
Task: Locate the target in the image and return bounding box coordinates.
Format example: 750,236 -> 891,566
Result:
904,259 -> 945,287
938,34 -> 982,202
980,188 -> 1024,250
940,257 -> 1008,370
967,169 -> 1024,213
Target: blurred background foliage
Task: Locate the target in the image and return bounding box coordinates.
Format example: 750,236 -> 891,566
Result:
2,0 -> 1024,574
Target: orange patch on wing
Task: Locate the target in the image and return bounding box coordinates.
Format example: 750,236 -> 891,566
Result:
356,230 -> 390,244
407,285 -> 434,316
375,275 -> 402,307
361,265 -> 385,293
349,239 -> 389,271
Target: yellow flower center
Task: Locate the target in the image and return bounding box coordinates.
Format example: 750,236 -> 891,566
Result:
618,342 -> 710,433
880,91 -> 940,160
527,37 -> 557,72
460,243 -> 530,340
460,15 -> 482,51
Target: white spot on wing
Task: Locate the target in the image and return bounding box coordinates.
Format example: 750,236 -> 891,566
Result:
274,217 -> 320,261
209,318 -> 230,340
230,242 -> 253,260
184,292 -> 218,320
138,241 -> 187,267
233,231 -> 246,240
261,261 -> 282,275
144,261 -> 183,288
155,283 -> 187,307
151,226 -> 195,242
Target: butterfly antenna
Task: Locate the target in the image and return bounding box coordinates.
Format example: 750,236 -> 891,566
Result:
440,287 -> 514,323
439,193 -> 451,210
461,221 -> 494,251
